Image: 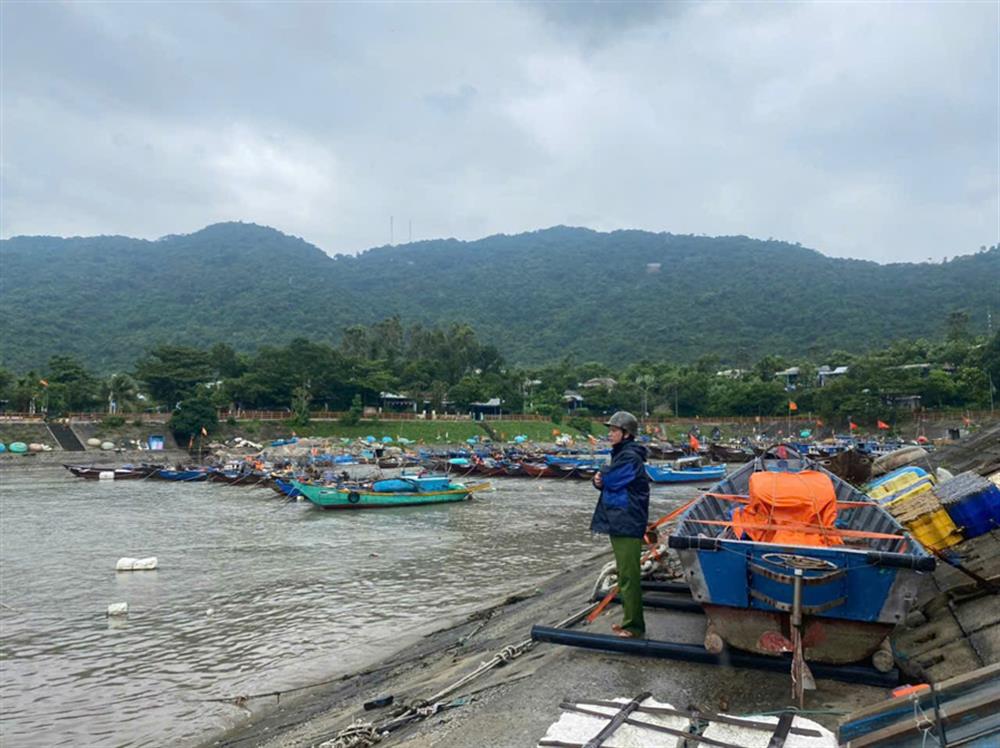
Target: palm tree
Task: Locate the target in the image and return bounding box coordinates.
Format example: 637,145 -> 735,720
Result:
105,373 -> 138,414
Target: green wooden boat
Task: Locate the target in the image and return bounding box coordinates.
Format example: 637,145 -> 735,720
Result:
291,477 -> 490,509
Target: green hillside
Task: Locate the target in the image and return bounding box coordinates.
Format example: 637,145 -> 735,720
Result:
1,222 -> 997,372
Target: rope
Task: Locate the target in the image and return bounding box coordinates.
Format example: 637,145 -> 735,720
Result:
686,518 -> 905,541
313,601 -> 598,746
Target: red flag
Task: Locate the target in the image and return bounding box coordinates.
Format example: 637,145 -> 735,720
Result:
788,401 -> 798,411
877,420 -> 890,430
849,421 -> 859,431
689,434 -> 701,451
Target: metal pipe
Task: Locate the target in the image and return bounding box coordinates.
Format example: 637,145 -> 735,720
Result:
609,594 -> 704,614
530,626 -> 900,688
640,581 -> 691,594
865,551 -> 935,571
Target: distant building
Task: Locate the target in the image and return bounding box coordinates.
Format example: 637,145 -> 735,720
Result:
817,365 -> 849,387
581,377 -> 617,390
470,397 -> 502,419
379,391 -> 419,412
882,394 -> 922,411
774,366 -> 800,390
562,390 -> 585,411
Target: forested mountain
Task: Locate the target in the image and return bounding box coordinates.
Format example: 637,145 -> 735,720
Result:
2,222 -> 997,372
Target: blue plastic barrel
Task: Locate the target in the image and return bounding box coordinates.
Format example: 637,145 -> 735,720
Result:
936,472 -> 1000,539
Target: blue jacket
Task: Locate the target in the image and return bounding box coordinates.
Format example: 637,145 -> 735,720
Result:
590,439 -> 650,538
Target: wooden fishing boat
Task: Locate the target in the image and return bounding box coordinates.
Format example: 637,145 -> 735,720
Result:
816,447 -> 873,486
517,462 -> 565,479
292,475 -> 490,509
669,447 -> 933,678
64,463 -> 161,480
708,443 -> 755,463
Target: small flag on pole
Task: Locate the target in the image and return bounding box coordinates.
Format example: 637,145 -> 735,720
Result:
788,401 -> 798,411
689,434 -> 701,451
877,420 -> 890,430
849,421 -> 859,431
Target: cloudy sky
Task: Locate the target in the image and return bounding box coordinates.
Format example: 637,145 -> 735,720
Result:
2,1 -> 997,262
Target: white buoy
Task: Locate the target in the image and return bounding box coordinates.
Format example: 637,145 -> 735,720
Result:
100,441 -> 115,451
87,437 -> 102,447
116,557 -> 158,571
106,602 -> 129,616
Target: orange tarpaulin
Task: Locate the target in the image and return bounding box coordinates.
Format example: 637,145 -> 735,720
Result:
731,470 -> 843,547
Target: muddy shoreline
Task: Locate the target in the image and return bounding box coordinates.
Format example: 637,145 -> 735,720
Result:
202,551 -> 884,748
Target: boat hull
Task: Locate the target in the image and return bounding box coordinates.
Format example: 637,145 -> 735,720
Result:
646,465 -> 726,483
670,455 -> 933,664
292,481 -> 487,509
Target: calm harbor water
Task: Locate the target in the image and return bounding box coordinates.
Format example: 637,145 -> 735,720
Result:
0,464 -> 692,747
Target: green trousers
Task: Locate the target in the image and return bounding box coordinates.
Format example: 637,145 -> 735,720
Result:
610,535 -> 645,635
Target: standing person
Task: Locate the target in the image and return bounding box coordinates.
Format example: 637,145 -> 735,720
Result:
591,411 -> 650,639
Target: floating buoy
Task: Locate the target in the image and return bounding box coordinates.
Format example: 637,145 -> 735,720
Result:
100,441 -> 115,450
28,443 -> 43,452
116,557 -> 158,571
9,442 -> 27,454
106,602 -> 129,616
87,437 -> 101,447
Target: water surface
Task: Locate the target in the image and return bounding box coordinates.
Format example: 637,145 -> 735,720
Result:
0,465 -> 691,746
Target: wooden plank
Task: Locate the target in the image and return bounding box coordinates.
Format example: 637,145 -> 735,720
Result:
848,686 -> 999,747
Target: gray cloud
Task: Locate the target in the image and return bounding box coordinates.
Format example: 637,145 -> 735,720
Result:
1,1 -> 996,262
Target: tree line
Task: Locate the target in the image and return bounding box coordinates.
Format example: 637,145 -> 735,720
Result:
1,316 -> 997,440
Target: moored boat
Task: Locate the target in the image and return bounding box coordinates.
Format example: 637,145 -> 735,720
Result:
646,457 -> 726,484
668,446 -> 933,674
156,468 -> 209,482
292,475 -> 490,509
64,463 -> 161,480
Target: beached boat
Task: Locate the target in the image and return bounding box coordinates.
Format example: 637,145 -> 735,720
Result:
646,457 -> 726,484
292,475 -> 490,509
668,447 -> 933,675
708,443 -> 755,463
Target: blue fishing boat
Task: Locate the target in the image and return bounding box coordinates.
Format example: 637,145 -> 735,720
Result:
646,457 -> 726,484
668,446 -> 933,676
156,468 -> 209,481
270,476 -> 304,498
292,475 -> 490,509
